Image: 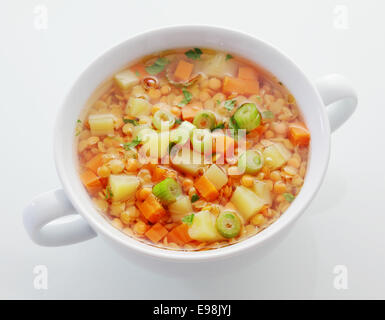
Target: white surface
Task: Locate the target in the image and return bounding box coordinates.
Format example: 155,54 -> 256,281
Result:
0,0 -> 383,299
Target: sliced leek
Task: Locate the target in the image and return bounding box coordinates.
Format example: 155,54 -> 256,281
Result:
237,150 -> 263,175
191,129 -> 213,154
233,103 -> 261,131
193,110 -> 216,130
152,178 -> 182,204
152,110 -> 175,130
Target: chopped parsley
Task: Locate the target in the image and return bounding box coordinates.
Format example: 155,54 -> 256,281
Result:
191,194 -> 200,203
135,70 -> 140,77
178,88 -> 193,107
283,193 -> 295,202
225,54 -> 233,61
216,100 -> 221,105
145,57 -> 169,75
77,119 -> 82,123
168,142 -> 176,153
175,118 -> 182,125
185,48 -> 202,60
122,137 -> 141,150
104,186 -> 113,200
182,213 -> 195,225
224,99 -> 236,112
123,118 -> 138,126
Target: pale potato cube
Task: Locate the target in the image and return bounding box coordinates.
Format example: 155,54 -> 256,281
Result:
231,186 -> 265,221
168,196 -> 193,222
263,143 -> 292,170
204,53 -> 237,77
171,148 -> 205,176
109,175 -> 139,202
114,70 -> 139,90
88,114 -> 115,136
252,180 -> 272,205
188,211 -> 223,242
126,97 -> 151,117
204,164 -> 228,190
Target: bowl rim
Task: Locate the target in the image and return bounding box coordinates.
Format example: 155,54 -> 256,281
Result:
54,24 -> 330,262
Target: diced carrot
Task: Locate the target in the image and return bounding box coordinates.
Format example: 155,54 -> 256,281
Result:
85,153 -> 104,174
288,123 -> 310,146
142,163 -> 157,174
167,223 -> 192,246
80,169 -> 102,193
181,105 -> 201,121
213,134 -> 235,157
194,175 -> 219,201
145,223 -> 168,243
222,76 -> 259,95
238,67 -> 258,80
247,124 -> 267,138
130,63 -> 148,79
137,193 -> 166,223
174,60 -> 194,82
152,166 -> 167,182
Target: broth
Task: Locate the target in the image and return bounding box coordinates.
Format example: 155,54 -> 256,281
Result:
75,48 -> 310,251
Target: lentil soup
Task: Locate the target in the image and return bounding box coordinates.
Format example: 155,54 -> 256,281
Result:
75,48 -> 310,251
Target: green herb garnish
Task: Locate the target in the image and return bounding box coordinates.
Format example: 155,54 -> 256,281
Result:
178,88 -> 193,107
77,119 -> 82,123
145,57 -> 169,75
185,48 -> 202,60
123,118 -> 138,126
191,194 -> 200,203
122,137 -> 141,150
256,95 -> 262,102
104,186 -> 113,200
182,213 -> 195,225
283,193 -> 295,202
224,99 -> 236,112
225,54 -> 233,61
135,70 -> 140,77
262,111 -> 274,119
175,118 -> 182,125
168,142 -> 176,153
216,100 -> 221,105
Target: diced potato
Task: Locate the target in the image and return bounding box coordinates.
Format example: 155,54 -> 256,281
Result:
168,195 -> 193,222
188,211 -> 223,242
109,175 -> 139,202
88,114 -> 115,136
231,186 -> 265,221
263,143 -> 292,170
126,97 -> 151,117
204,53 -> 237,77
114,70 -> 139,90
171,148 -> 205,176
204,164 -> 228,190
252,180 -> 272,205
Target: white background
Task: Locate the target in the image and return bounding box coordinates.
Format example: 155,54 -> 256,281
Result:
0,0 -> 384,299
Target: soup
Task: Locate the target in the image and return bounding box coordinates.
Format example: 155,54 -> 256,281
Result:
75,48 -> 310,251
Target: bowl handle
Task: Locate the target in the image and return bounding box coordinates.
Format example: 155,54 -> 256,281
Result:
23,189 -> 97,246
314,74 -> 357,132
